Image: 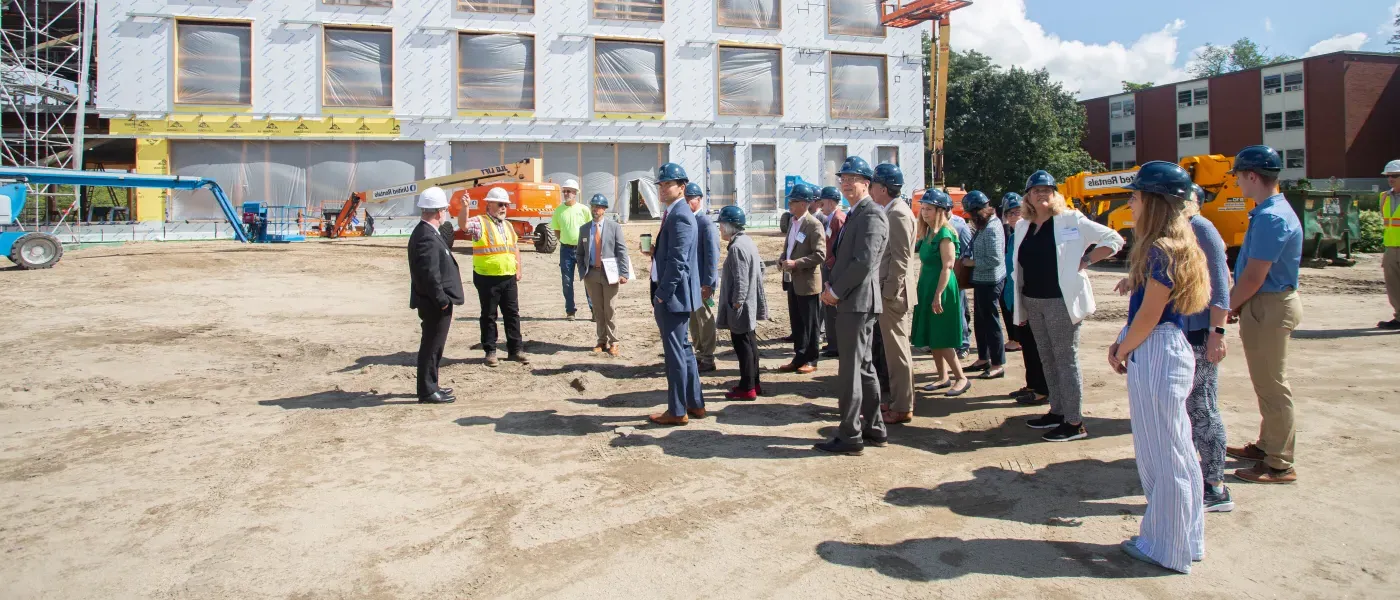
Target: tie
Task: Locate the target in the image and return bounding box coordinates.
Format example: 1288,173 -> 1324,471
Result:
594,223 -> 603,268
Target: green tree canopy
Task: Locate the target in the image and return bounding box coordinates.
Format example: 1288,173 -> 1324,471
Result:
1122,81 -> 1155,92
941,50 -> 1100,195
1188,37 -> 1294,78
1390,8 -> 1399,52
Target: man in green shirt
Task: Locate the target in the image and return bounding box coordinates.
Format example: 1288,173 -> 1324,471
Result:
551,179 -> 592,320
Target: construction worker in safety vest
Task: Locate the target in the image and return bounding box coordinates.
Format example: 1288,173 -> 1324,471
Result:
463,186 -> 529,367
1378,159 -> 1400,330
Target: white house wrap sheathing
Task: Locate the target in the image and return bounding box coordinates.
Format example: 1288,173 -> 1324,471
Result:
98,0 -> 924,221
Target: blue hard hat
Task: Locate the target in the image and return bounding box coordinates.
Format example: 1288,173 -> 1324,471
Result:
873,163 -> 904,189
963,190 -> 990,211
786,182 -> 818,202
819,186 -> 842,202
1125,161 -> 1195,199
1229,145 -> 1283,175
1001,192 -> 1022,211
589,193 -> 609,208
684,182 -> 703,198
1191,184 -> 1207,204
717,205 -> 746,227
1024,170 -> 1056,193
657,162 -> 689,183
920,188 -> 952,210
838,156 -> 874,180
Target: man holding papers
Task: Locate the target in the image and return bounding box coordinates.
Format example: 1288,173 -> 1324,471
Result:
576,193 -> 631,356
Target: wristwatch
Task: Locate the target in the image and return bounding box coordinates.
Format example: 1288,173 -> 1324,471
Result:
1212,326 -> 1226,335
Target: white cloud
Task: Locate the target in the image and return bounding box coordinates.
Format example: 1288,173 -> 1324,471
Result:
1304,33 -> 1370,56
1265,18 -> 1274,33
949,0 -> 1191,99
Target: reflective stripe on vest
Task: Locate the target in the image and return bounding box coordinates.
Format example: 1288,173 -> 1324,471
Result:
1384,192 -> 1400,247
472,215 -> 518,275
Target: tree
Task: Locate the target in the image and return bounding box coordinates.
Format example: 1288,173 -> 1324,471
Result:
939,50 -> 1100,195
1188,37 -> 1293,78
1122,81 -> 1155,92
1390,8 -> 1400,52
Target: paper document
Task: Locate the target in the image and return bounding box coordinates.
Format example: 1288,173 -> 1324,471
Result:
603,258 -> 620,284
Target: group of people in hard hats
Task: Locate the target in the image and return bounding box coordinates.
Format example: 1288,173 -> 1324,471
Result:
401,146 -> 1400,575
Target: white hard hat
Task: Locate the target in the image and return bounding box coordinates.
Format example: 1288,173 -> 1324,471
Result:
1383,160 -> 1400,176
484,187 -> 512,205
417,187 -> 449,210
561,179 -> 581,192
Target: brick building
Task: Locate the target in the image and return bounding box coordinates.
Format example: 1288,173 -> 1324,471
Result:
1079,51 -> 1400,185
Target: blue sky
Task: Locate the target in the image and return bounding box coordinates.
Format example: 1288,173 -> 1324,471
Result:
950,0 -> 1398,98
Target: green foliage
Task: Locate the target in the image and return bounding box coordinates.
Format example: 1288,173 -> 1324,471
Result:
1122,81 -> 1154,92
1391,8 -> 1400,52
941,50 -> 1100,195
1188,38 -> 1293,78
1358,210 -> 1385,253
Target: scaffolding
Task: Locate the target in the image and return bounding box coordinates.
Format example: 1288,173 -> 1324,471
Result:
1,0 -> 96,231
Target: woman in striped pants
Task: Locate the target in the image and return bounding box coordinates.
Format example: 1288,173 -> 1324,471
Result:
1110,161 -> 1212,574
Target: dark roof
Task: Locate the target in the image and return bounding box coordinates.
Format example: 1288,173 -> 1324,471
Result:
1078,50 -> 1400,103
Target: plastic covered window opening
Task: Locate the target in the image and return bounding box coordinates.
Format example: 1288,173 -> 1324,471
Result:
176,22 -> 252,105
830,53 -> 887,119
718,46 -> 781,116
718,0 -> 779,29
749,145 -> 778,211
322,0 -> 392,7
594,41 -> 665,114
829,0 -> 884,36
457,0 -> 533,14
595,0 -> 663,21
458,34 -> 535,111
324,28 -> 393,108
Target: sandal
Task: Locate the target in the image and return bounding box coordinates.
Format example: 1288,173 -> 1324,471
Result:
980,368 -> 1005,380
945,378 -> 972,397
1005,343 -> 1022,352
921,380 -> 951,392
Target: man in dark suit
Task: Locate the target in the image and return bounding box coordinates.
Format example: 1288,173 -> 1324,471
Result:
819,186 -> 846,357
648,163 -> 704,426
818,157 -> 890,454
778,183 -> 827,374
407,187 -> 465,404
686,183 -> 721,372
576,193 -> 631,355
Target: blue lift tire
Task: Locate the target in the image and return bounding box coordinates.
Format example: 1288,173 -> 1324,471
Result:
8,233 -> 63,270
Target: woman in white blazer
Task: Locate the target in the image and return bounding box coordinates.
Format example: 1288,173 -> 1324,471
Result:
1012,170 -> 1125,442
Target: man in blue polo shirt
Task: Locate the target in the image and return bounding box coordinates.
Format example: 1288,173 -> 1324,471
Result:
1224,145 -> 1303,485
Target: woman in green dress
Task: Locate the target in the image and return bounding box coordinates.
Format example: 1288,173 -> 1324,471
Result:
910,189 -> 970,397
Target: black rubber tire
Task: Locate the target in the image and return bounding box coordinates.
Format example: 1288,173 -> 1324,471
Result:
8,232 -> 63,269
534,223 -> 558,254
779,212 -> 792,235
438,221 -> 455,250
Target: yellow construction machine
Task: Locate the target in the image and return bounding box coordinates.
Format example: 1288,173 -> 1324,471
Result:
1059,155 -> 1255,263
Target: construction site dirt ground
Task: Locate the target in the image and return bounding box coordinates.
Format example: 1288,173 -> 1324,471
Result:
2,223 -> 1398,599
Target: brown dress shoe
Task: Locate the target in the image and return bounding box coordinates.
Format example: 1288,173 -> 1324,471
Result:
592,345 -> 606,353
776,362 -> 801,373
1233,462 -> 1297,484
687,408 -> 707,419
796,364 -> 816,374
648,413 -> 689,426
607,345 -> 621,356
1226,442 -> 1268,461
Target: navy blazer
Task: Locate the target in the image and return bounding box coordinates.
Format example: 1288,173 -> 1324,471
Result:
694,210 -> 720,289
654,199 -> 701,314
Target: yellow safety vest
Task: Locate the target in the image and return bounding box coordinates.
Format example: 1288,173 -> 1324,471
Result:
472,215 -> 518,276
1384,191 -> 1400,248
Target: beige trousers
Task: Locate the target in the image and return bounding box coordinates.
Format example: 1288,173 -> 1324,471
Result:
879,295 -> 916,413
690,298 -> 717,364
584,269 -> 619,348
1238,289 -> 1303,471
1384,247 -> 1400,321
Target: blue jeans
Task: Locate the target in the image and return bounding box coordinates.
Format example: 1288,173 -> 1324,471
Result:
559,245 -> 588,314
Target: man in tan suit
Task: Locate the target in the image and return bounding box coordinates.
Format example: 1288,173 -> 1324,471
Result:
779,183 -> 827,374
870,163 -> 916,423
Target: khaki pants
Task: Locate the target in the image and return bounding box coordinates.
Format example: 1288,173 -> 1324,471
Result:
1238,289 -> 1303,470
584,269 -> 619,348
1385,247 -> 1400,321
690,298 -> 717,364
879,295 -> 916,413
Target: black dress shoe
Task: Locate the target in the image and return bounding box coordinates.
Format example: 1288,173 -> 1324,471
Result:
821,347 -> 839,358
862,433 -> 889,448
814,438 -> 864,455
419,391 -> 455,404
439,387 -> 454,397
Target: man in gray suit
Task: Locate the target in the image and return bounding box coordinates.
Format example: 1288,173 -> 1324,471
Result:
818,157 -> 890,455
716,205 -> 769,400
577,194 -> 630,356
871,163 -> 917,424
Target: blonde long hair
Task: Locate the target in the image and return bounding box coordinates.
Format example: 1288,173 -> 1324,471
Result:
917,204 -> 950,241
1127,192 -> 1209,315
1023,190 -> 1068,222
